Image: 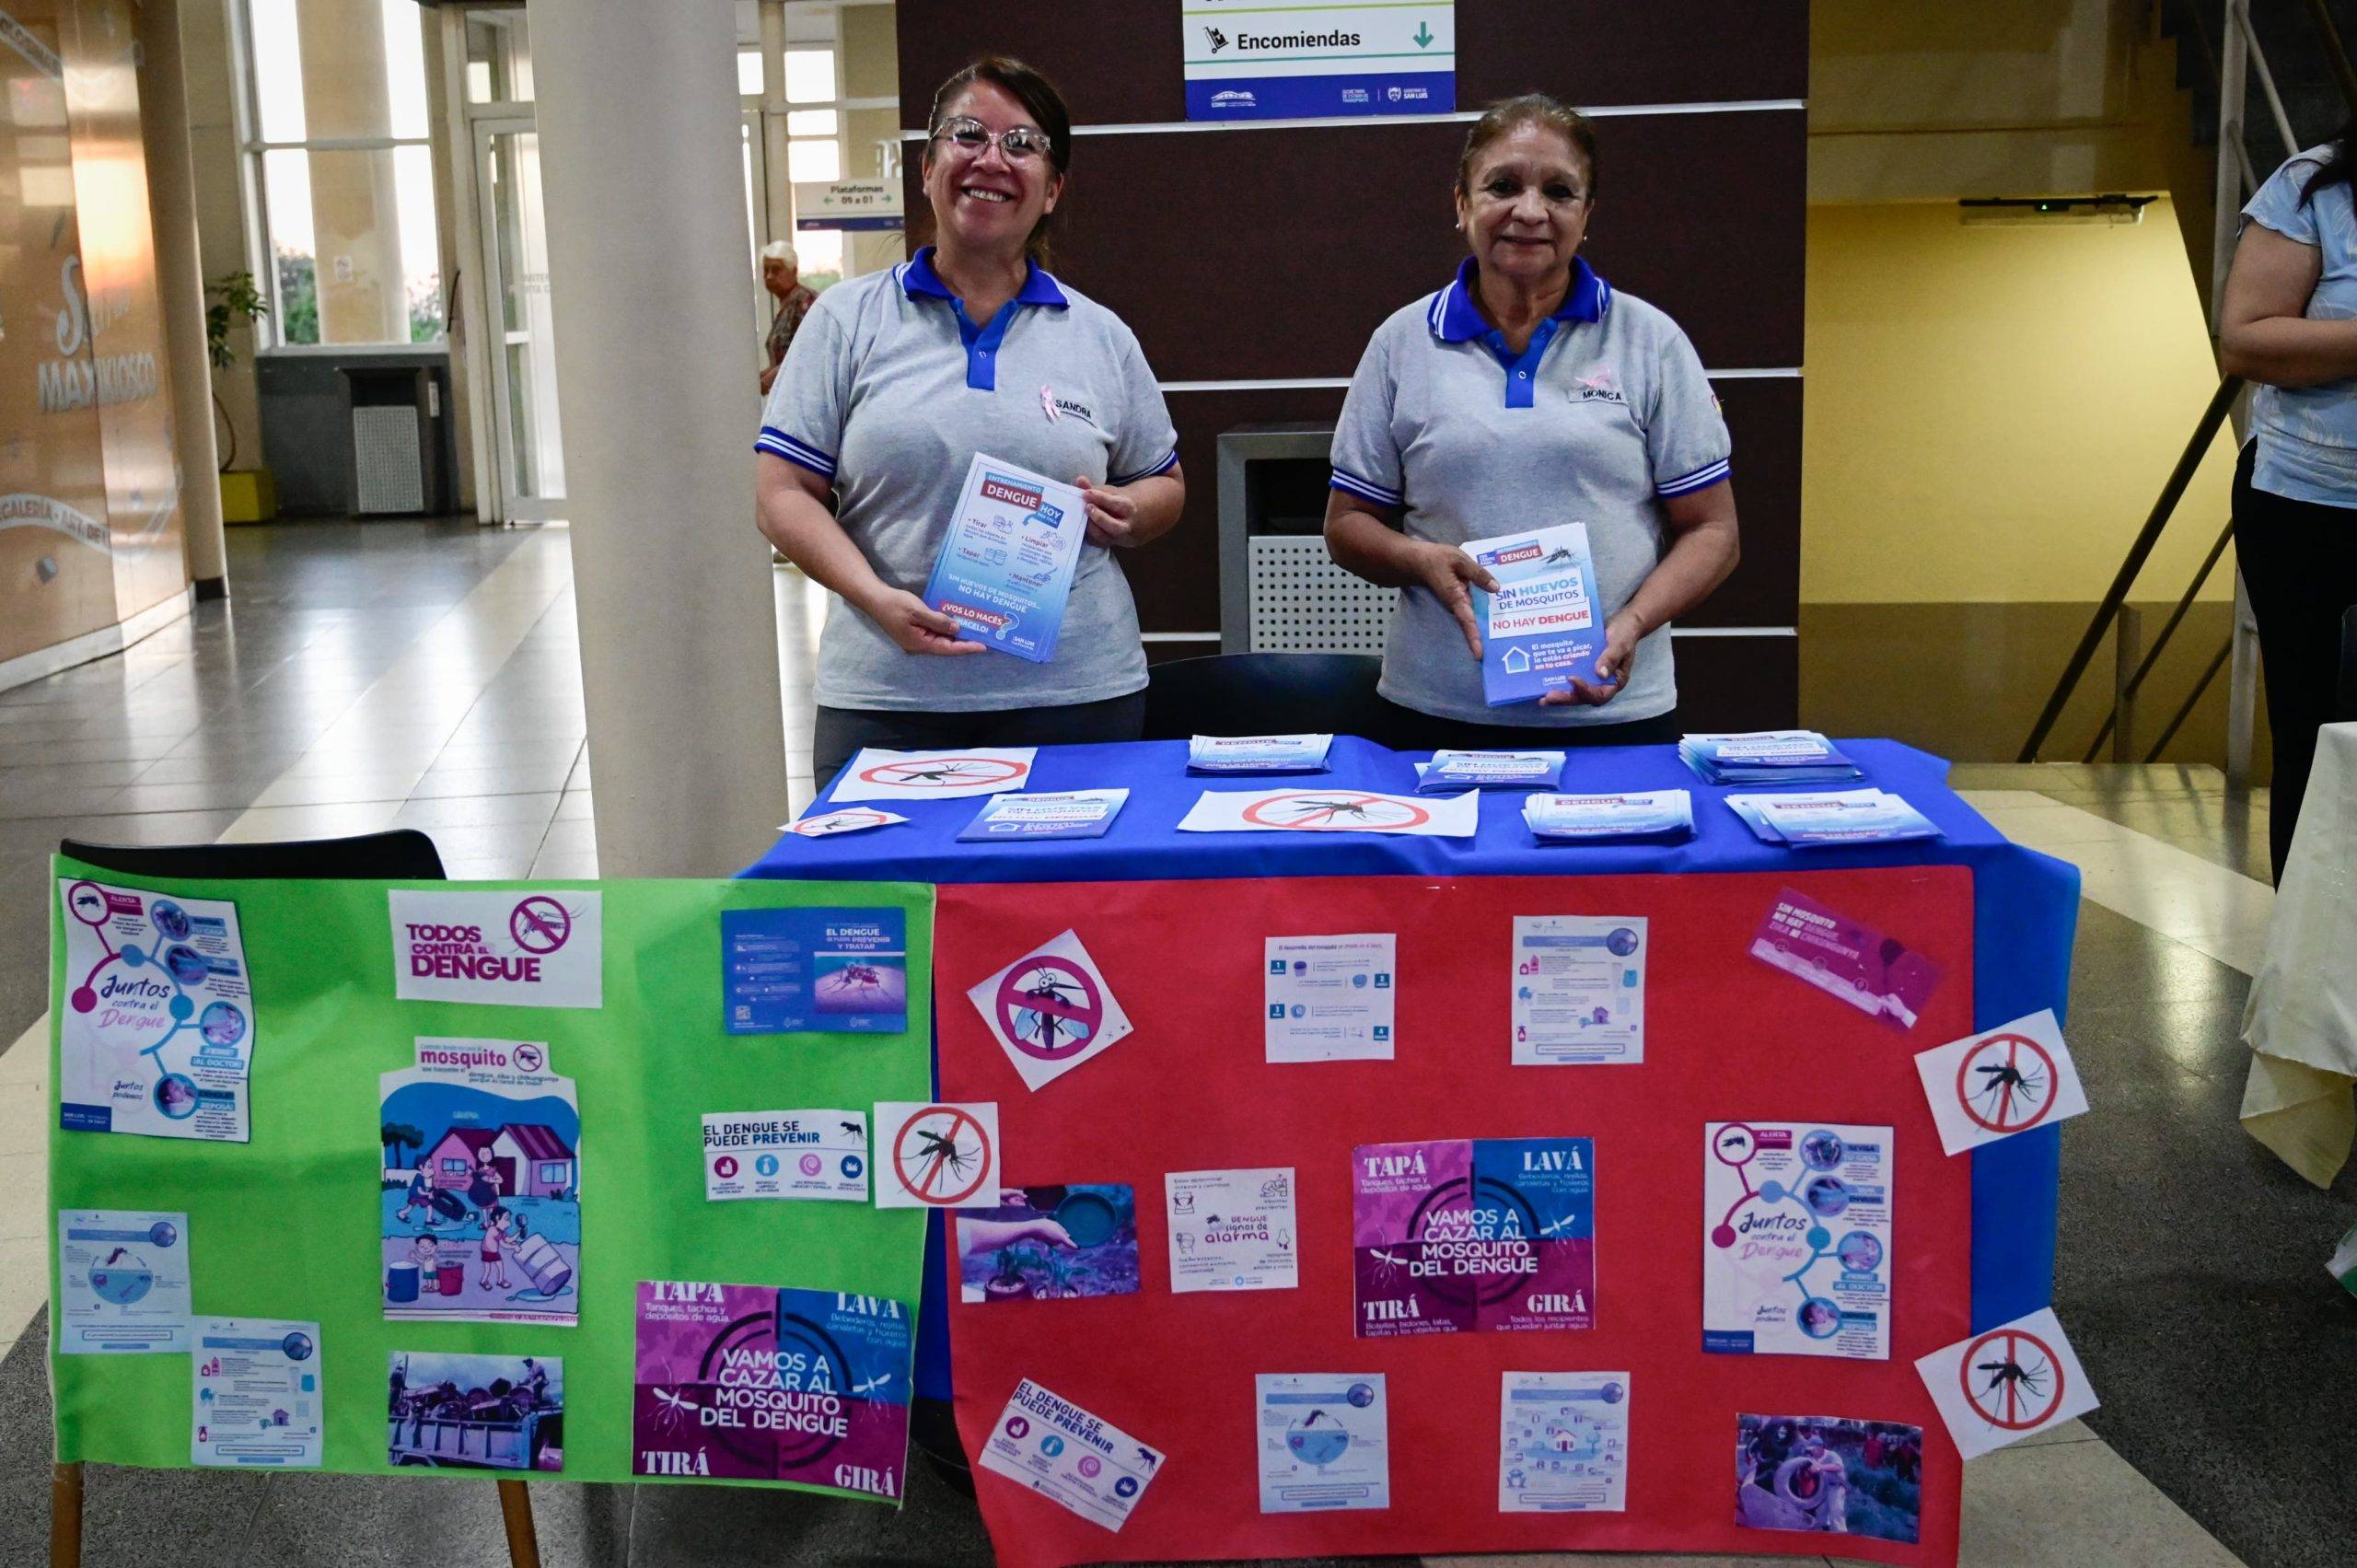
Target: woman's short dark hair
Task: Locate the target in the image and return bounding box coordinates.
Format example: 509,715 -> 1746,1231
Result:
2301,109 -> 2354,204
925,55 -> 1074,266
1456,93 -> 1597,199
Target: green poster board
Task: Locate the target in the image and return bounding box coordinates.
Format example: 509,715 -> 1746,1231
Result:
47,860 -> 934,1497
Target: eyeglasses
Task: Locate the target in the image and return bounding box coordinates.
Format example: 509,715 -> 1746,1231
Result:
932,115 -> 1053,164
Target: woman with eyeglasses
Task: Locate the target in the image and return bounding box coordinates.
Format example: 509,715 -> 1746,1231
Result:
1325,95 -> 1740,749
757,55 -> 1184,784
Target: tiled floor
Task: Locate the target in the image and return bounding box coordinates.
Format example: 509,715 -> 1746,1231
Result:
0,522 -> 2334,1567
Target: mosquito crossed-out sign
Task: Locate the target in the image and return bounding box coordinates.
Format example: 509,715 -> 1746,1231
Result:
875,1101 -> 999,1209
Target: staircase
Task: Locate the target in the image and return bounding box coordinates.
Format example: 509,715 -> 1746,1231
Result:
2161,0 -> 2353,169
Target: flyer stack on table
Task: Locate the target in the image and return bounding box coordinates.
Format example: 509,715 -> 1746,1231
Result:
746,735 -> 2084,1567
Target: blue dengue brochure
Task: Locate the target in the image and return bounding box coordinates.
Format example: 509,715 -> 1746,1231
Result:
1678,730 -> 1861,784
922,453 -> 1088,663
1257,1373 -> 1390,1514
1414,749 -> 1567,793
1462,522 -> 1606,705
721,906 -> 907,1034
958,788 -> 1129,842
1724,789 -> 1941,848
1523,790 -> 1695,842
1187,734 -> 1333,773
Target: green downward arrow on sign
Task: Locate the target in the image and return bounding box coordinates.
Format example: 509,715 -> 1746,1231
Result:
1413,21 -> 1434,47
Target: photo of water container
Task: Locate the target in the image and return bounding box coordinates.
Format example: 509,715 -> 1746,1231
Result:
513,1232 -> 573,1295
387,1262 -> 420,1304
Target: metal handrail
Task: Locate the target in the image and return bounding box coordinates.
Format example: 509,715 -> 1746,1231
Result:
2301,0 -> 2357,116
2080,516 -> 2236,761
2146,639 -> 2235,761
2017,376 -> 2243,762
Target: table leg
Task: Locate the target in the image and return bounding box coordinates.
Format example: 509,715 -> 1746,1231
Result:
496,1477 -> 541,1568
50,1461 -> 83,1568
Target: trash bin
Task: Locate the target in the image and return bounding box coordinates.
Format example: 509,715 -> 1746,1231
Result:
339,365 -> 447,517
1215,423 -> 1394,655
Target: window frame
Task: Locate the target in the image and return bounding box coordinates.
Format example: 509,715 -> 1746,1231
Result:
228,0 -> 446,354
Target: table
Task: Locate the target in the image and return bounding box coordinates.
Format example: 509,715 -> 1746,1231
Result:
2242,721 -> 2357,1187
743,737 -> 2080,1564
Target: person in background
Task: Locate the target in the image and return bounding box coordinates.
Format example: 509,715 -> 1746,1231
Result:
1325,95 -> 1740,749
759,240 -> 817,396
754,56 -> 1183,784
2220,113 -> 2357,881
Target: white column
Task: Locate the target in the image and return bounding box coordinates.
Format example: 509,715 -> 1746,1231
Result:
524,0 -> 789,877
136,0 -> 230,597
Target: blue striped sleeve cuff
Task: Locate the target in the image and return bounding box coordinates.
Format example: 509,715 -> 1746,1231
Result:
755,426 -> 837,480
1110,449 -> 1178,485
1329,466 -> 1403,507
1655,456 -> 1731,498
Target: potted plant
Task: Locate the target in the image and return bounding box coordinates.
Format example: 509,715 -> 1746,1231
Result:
982,1244 -> 1032,1303
206,271 -> 276,523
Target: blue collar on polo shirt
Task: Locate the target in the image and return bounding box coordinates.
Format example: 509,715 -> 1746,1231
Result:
1427,254 -> 1611,409
898,245 -> 1069,390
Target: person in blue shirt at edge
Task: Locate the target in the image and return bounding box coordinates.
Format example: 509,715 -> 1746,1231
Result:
1325,94 -> 1742,750
754,56 -> 1185,785
2219,112 -> 2357,883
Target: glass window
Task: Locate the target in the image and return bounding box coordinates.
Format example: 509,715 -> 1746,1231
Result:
240,0 -> 443,347
788,139 -> 841,183
464,12 -> 533,103
442,1158 -> 467,1174
539,1162 -> 567,1184
787,109 -> 838,137
738,49 -> 762,97
785,49 -> 836,103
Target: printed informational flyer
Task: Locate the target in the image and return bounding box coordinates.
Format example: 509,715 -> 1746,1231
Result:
380,1039 -> 580,1326
876,1101 -> 1002,1209
1914,1009 -> 2089,1155
978,1378 -> 1166,1532
721,907 -> 907,1034
58,878 -> 255,1142
958,789 -> 1129,842
1511,917 -> 1646,1066
1415,749 -> 1565,792
1187,734 -> 1332,773
702,1109 -> 867,1202
1353,1137 -> 1595,1337
830,748 -> 1037,802
1166,1167 -> 1297,1295
389,1352 -> 563,1471
1705,1122 -> 1892,1360
1178,786 -> 1480,837
958,1184 -> 1139,1302
1265,935 -> 1395,1063
1915,1307 -> 2098,1460
923,454 -> 1089,662
55,1209 -> 192,1353
784,807 -> 908,838
1463,523 -> 1606,705
1499,1371 -> 1630,1513
1736,1413 -> 1922,1544
192,1317 -> 322,1468
1257,1374 -> 1390,1514
967,929 -> 1134,1091
1749,889 -> 1942,1032
388,889 -> 603,1009
633,1282 -> 911,1496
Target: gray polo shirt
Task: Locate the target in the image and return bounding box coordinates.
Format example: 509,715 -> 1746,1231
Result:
758,248 -> 1178,712
1329,257 -> 1732,727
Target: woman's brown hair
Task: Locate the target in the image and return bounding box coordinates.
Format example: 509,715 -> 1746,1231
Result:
1456,93 -> 1597,199
925,55 -> 1074,267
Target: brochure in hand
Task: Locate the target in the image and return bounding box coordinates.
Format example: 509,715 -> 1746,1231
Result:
1678,730 -> 1862,785
922,454 -> 1089,663
1413,749 -> 1567,793
1462,523 -> 1607,706
1724,788 -> 1942,847
1522,790 -> 1695,842
1187,734 -> 1334,773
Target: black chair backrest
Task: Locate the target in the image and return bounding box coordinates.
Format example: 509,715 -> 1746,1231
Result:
2340,605 -> 2357,726
1141,652 -> 1389,743
58,829 -> 447,882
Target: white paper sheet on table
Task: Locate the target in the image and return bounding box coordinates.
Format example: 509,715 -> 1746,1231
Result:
830,748 -> 1038,802
1177,787 -> 1479,837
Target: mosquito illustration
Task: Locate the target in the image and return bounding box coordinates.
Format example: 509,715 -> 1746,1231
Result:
647,1386 -> 697,1435
1282,796 -> 1383,826
839,1121 -> 865,1142
852,1371 -> 894,1395
880,761 -> 995,785
1011,969 -> 1091,1052
516,902 -> 568,946
1975,1346 -> 2053,1419
1365,1247 -> 1411,1289
1543,546 -> 1579,563
74,890 -> 102,913
1136,1446 -> 1160,1471
1971,1056 -> 2049,1121
907,1127 -> 977,1192
826,964 -> 889,1001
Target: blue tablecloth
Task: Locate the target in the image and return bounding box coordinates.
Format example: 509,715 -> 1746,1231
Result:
744,737 -> 2082,1399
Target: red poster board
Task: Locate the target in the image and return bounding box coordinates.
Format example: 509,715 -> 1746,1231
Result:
937,868 -> 1975,1567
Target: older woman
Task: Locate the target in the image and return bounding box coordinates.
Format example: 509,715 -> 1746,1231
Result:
2220,114 -> 2357,881
756,56 -> 1184,783
757,240 -> 816,396
1326,94 -> 1739,748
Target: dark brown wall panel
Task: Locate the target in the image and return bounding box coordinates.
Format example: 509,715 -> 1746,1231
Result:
905,109 -> 1804,376
896,2 -> 1807,128
1672,633 -> 1798,730
1688,377 -> 1799,628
